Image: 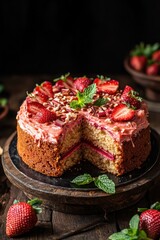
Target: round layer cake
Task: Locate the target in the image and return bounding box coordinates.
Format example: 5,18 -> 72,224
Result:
17,74 -> 151,177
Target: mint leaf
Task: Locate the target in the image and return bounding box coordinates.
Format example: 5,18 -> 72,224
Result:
108,232 -> 131,240
129,214 -> 139,234
71,173 -> 93,185
70,83 -> 96,109
94,174 -> 115,194
94,97 -> 108,106
83,83 -> 96,103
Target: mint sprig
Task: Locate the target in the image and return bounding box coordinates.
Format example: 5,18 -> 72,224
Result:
109,214 -> 151,240
71,173 -> 115,194
70,83 -> 96,109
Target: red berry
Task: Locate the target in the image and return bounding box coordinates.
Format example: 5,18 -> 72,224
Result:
139,209 -> 160,239
152,50 -> 160,61
41,81 -> 54,98
130,56 -> 147,71
146,63 -> 159,76
73,77 -> 91,92
94,79 -> 119,94
111,104 -> 135,121
27,101 -> 56,123
121,85 -> 142,109
6,199 -> 42,237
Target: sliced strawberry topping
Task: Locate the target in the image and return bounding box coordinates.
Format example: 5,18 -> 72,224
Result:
41,81 -> 54,98
111,104 -> 135,121
95,79 -> 119,94
73,77 -> 91,92
34,86 -> 48,103
27,102 -> 56,123
121,85 -> 142,109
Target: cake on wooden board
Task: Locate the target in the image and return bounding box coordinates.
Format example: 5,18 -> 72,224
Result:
16,74 -> 151,177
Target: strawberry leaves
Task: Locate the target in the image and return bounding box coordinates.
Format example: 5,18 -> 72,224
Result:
70,83 -> 96,109
71,173 -> 115,194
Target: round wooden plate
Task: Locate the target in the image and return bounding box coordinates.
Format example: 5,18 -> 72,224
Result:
2,129 -> 160,214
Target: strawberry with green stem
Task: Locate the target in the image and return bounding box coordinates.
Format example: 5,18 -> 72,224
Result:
94,75 -> 119,94
6,198 -> 42,237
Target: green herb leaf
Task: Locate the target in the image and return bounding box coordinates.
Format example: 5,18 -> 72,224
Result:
150,201 -> 160,210
70,83 -> 96,109
71,173 -> 93,185
129,214 -> 139,234
94,174 -> 115,194
108,232 -> 131,240
0,98 -> 7,107
94,97 -> 108,106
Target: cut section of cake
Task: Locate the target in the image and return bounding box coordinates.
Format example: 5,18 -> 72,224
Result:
16,74 -> 151,177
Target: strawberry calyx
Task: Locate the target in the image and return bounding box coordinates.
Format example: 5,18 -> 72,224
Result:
130,42 -> 160,58
53,72 -> 71,82
13,198 -> 42,214
138,201 -> 160,213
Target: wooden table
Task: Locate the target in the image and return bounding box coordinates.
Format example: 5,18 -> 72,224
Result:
0,75 -> 160,240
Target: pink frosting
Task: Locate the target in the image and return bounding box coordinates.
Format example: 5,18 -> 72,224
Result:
17,92 -> 149,144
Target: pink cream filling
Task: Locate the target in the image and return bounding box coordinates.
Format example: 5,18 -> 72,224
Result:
60,141 -> 115,161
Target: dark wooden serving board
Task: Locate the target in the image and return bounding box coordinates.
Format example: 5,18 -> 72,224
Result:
2,129 -> 160,215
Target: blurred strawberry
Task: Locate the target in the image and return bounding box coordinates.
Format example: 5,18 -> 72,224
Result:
6,198 -> 42,237
146,63 -> 159,76
111,104 -> 135,121
121,85 -> 142,109
27,101 -> 56,123
152,49 -> 160,61
130,55 -> 147,71
139,209 -> 160,239
73,77 -> 91,92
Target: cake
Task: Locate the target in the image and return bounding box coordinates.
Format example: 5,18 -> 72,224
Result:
16,74 -> 151,177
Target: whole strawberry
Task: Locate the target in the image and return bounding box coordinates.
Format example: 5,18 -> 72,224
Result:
6,198 -> 42,237
139,209 -> 160,239
73,77 -> 91,92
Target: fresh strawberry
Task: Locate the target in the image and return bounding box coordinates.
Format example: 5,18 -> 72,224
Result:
152,49 -> 160,61
111,104 -> 135,121
121,85 -> 142,109
73,77 -> 91,92
146,63 -> 159,75
27,101 -> 56,123
139,209 -> 160,239
94,79 -> 119,94
6,198 -> 42,237
130,55 -> 147,71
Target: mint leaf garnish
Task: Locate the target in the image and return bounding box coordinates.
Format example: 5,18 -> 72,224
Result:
94,97 -> 108,106
94,174 -> 115,194
70,83 -> 96,109
71,173 -> 93,185
71,173 -> 115,194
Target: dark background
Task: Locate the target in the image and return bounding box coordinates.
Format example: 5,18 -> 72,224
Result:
0,0 -> 160,76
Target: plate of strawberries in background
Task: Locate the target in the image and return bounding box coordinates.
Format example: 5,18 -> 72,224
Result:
124,42 -> 160,106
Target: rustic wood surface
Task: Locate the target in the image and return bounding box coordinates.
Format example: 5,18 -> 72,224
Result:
0,75 -> 160,240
